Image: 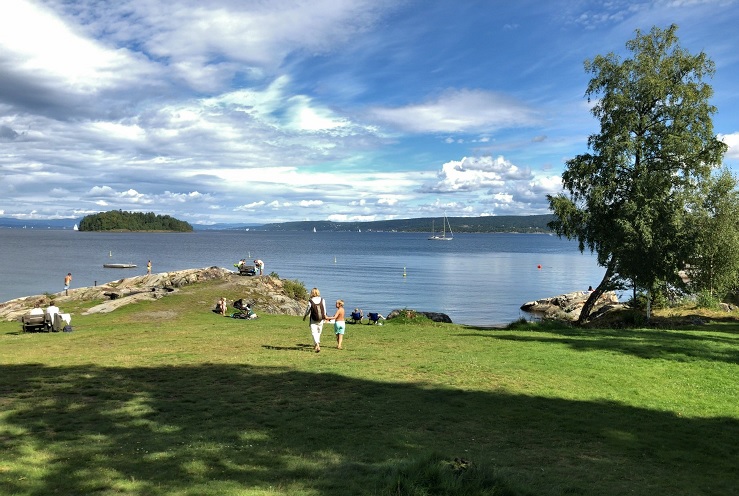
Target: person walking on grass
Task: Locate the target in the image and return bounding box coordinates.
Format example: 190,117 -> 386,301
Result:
303,287 -> 326,353
325,299 -> 346,349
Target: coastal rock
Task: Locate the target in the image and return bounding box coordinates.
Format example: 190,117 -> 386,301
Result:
521,290 -> 621,321
0,267 -> 306,322
386,309 -> 453,323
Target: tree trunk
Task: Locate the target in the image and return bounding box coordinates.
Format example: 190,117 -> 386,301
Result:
577,262 -> 615,325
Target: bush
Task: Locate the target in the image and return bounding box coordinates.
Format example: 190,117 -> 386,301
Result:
618,309 -> 649,327
627,291 -> 668,311
282,279 -> 308,301
387,309 -> 430,325
696,290 -> 721,310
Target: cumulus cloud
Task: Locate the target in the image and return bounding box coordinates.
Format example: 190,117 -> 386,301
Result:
423,156 -> 532,193
0,1 -> 161,118
420,155 -> 563,215
369,89 -> 539,134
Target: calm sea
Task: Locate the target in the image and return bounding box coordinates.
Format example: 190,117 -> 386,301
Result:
0,229 -> 606,326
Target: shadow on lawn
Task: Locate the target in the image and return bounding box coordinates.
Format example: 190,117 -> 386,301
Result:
1,363 -> 737,495
461,325 -> 739,365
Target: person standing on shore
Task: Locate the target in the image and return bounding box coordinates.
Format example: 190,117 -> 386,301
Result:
254,259 -> 264,275
303,287 -> 326,353
64,273 -> 72,296
147,260 -> 152,275
325,299 -> 346,349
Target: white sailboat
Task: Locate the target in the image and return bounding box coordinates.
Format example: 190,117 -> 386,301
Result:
428,214 -> 453,241
73,224 -> 79,231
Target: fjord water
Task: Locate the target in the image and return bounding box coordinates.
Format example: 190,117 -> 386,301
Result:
0,229 -> 606,326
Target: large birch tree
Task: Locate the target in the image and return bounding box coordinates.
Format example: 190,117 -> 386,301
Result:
547,25 -> 727,322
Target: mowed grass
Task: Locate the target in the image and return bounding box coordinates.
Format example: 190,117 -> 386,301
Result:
1,282 -> 737,495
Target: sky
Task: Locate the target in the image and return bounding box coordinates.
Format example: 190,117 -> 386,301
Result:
1,0 -> 738,226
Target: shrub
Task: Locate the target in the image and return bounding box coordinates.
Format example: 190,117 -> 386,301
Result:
282,279 -> 308,301
696,290 -> 721,310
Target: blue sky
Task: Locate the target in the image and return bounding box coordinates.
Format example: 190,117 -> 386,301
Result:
1,0 -> 738,225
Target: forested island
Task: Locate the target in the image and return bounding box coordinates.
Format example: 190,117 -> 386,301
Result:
78,211 -> 193,232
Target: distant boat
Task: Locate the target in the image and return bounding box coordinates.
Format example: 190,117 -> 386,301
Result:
428,214 -> 453,241
313,227 -> 316,233
103,263 -> 137,268
73,224 -> 79,231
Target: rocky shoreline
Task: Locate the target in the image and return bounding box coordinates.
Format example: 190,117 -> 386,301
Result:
3,266 -> 613,325
0,267 -> 306,322
520,290 -> 622,321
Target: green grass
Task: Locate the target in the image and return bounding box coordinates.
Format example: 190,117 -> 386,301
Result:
1,284 -> 737,495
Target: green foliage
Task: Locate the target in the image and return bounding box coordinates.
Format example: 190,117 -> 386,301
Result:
378,453 -> 518,496
282,278 -> 308,301
617,309 -> 650,327
696,290 -> 721,310
78,210 -> 193,232
548,25 -> 727,322
387,308 -> 431,324
685,169 -> 739,299
507,318 -> 572,332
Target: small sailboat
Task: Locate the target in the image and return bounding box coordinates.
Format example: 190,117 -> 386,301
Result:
428,214 -> 453,241
313,227 -> 317,233
73,224 -> 79,231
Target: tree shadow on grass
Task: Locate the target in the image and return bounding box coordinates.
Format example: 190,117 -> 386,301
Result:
1,363 -> 737,496
460,325 -> 739,365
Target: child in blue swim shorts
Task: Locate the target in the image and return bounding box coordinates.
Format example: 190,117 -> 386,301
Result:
326,299 -> 346,349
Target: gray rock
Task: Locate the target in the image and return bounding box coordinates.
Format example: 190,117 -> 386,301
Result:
0,267 -> 307,321
521,290 -> 621,321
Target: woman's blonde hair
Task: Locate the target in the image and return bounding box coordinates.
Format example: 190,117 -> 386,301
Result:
310,287 -> 320,297
336,299 -> 344,307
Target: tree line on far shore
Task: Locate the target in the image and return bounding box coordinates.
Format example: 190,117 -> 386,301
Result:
78,211 -> 193,232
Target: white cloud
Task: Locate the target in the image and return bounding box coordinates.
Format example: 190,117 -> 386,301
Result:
0,1 -> 158,96
369,89 -> 539,134
235,201 -> 267,211
425,156 -> 532,193
719,132 -> 739,159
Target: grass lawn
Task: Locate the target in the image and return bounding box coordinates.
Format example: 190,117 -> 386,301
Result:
1,282 -> 737,495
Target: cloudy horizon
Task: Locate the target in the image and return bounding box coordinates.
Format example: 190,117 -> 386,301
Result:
1,0 -> 738,225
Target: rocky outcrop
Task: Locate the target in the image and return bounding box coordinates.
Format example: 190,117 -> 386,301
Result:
0,267 -> 307,322
386,309 -> 453,323
520,290 -> 622,321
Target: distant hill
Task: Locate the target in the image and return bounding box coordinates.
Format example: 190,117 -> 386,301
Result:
0,214 -> 556,233
0,218 -> 79,230
257,215 -> 556,233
